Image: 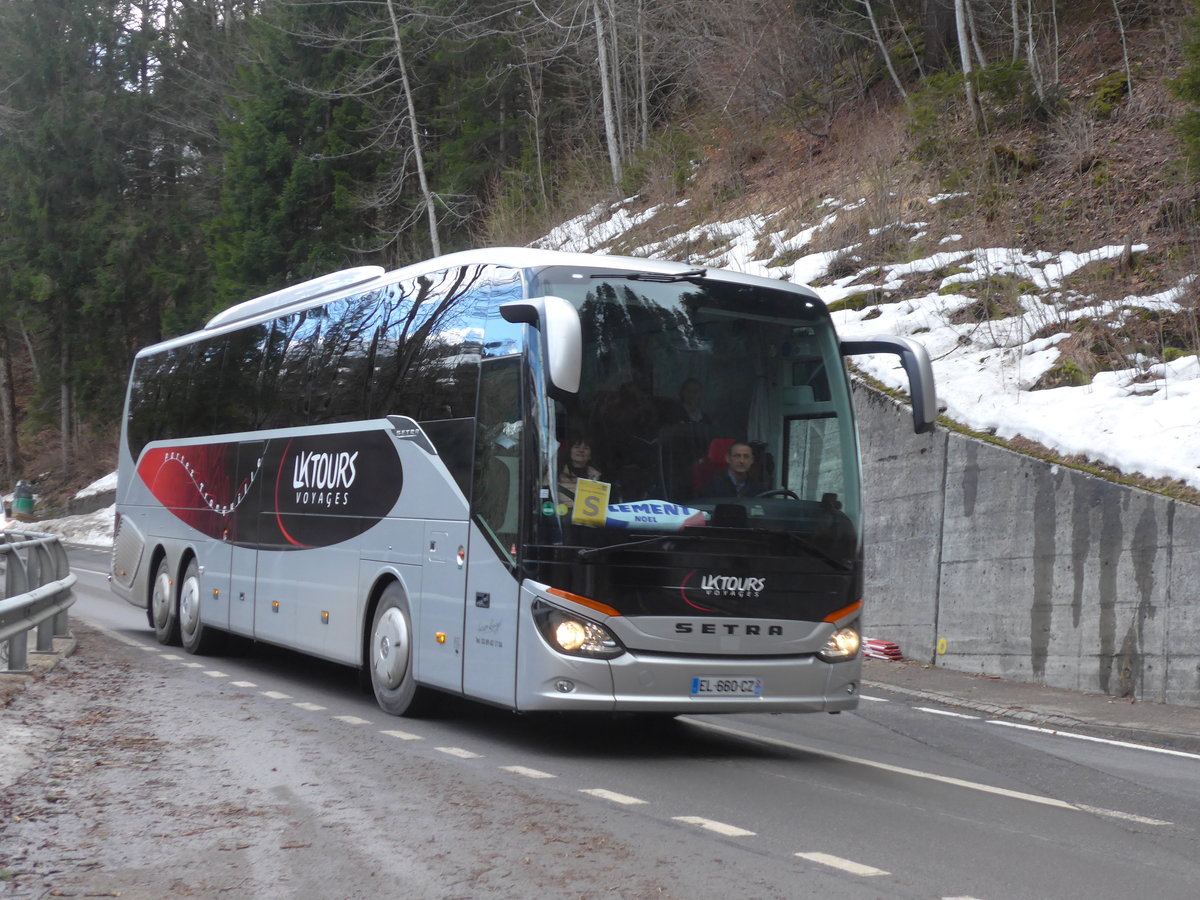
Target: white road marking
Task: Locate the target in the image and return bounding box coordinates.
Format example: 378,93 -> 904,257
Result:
858,694 -> 889,702
501,765 -> 556,779
161,654 -> 182,660
293,702 -> 326,712
380,729 -> 423,741
1073,804 -> 1172,826
988,719 -> 1200,761
334,715 -> 371,726
203,671 -> 228,679
180,662 -> 203,668
579,788 -> 647,806
916,706 -> 980,720
672,816 -> 754,837
795,852 -> 888,877
230,681 -> 257,688
139,645 -> 160,652
436,746 -> 482,759
681,717 -> 1170,824
261,691 -> 292,700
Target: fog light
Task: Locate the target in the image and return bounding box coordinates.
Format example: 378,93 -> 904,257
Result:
555,679 -> 575,693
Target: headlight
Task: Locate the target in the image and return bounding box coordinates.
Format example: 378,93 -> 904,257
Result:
818,625 -> 860,662
532,598 -> 624,659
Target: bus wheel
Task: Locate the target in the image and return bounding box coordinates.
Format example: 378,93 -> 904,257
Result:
369,582 -> 428,716
151,557 -> 180,645
180,558 -> 224,655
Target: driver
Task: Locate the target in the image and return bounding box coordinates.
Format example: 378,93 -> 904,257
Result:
703,440 -> 763,498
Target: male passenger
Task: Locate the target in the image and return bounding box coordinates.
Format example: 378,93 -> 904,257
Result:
703,441 -> 763,498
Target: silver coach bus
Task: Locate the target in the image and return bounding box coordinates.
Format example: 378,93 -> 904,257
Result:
110,248 -> 935,716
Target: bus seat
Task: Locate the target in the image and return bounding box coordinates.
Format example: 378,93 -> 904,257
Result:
692,438 -> 735,493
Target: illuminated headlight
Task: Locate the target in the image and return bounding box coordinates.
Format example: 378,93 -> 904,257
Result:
818,625 -> 860,662
532,599 -> 624,659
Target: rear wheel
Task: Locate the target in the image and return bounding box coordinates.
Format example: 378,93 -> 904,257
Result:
369,582 -> 430,716
151,557 -> 180,645
180,558 -> 224,655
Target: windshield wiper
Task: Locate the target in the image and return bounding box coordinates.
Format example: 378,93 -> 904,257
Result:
590,268 -> 706,283
781,530 -> 853,572
576,531 -> 738,561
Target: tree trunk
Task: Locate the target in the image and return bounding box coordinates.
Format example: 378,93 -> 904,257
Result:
863,1 -> 908,99
0,329 -> 20,480
955,0 -> 982,131
593,0 -> 622,188
60,337 -> 71,478
923,0 -> 957,73
385,0 -> 441,257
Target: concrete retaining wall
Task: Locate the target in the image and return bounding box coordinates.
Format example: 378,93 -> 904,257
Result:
854,382 -> 1200,708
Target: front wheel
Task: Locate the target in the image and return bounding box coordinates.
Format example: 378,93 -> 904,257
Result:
151,557 -> 180,645
369,582 -> 430,717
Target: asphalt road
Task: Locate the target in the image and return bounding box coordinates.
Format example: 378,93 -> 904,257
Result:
2,546 -> 1198,899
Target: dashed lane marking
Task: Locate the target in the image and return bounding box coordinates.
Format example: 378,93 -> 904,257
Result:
436,746 -> 483,759
672,816 -> 755,837
161,654 -> 183,660
231,681 -> 257,688
261,691 -> 292,700
380,729 -> 423,741
203,671 -> 228,679
858,694 -> 889,702
180,662 -> 203,668
334,715 -> 372,726
795,852 -> 889,877
293,702 -> 326,712
501,765 -> 556,779
579,789 -> 647,806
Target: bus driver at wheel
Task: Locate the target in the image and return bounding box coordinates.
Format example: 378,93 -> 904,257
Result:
704,441 -> 763,498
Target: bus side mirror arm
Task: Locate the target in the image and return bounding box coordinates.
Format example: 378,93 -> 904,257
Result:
841,335 -> 938,434
500,296 -> 582,397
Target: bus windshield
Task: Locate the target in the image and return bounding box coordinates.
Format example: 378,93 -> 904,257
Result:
530,266 -> 862,562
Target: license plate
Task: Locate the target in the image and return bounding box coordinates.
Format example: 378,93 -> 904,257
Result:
690,676 -> 763,697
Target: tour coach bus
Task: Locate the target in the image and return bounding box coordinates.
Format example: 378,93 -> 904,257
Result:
110,248 -> 935,716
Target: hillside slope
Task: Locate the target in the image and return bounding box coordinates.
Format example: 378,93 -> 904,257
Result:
532,5 -> 1200,502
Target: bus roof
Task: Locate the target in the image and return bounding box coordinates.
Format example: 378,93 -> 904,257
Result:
138,247 -> 822,358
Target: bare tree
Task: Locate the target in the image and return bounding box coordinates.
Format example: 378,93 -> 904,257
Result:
850,0 -> 909,100
955,0 -> 983,129
384,0 -> 441,255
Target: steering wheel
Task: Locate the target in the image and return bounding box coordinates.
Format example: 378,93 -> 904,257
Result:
756,488 -> 800,500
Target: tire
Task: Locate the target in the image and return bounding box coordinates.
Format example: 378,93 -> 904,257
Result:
180,558 -> 225,655
368,582 -> 430,716
151,556 -> 180,645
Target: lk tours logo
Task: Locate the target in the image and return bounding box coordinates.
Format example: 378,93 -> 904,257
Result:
291,449 -> 359,508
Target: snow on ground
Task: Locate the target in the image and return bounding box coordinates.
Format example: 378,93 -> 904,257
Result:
4,472 -> 116,548
537,195 -> 1200,494
9,192 -> 1199,547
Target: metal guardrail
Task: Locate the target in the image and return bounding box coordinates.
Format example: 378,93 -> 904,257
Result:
0,530 -> 77,672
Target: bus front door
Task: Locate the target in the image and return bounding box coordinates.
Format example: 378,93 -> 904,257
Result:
415,520 -> 467,693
